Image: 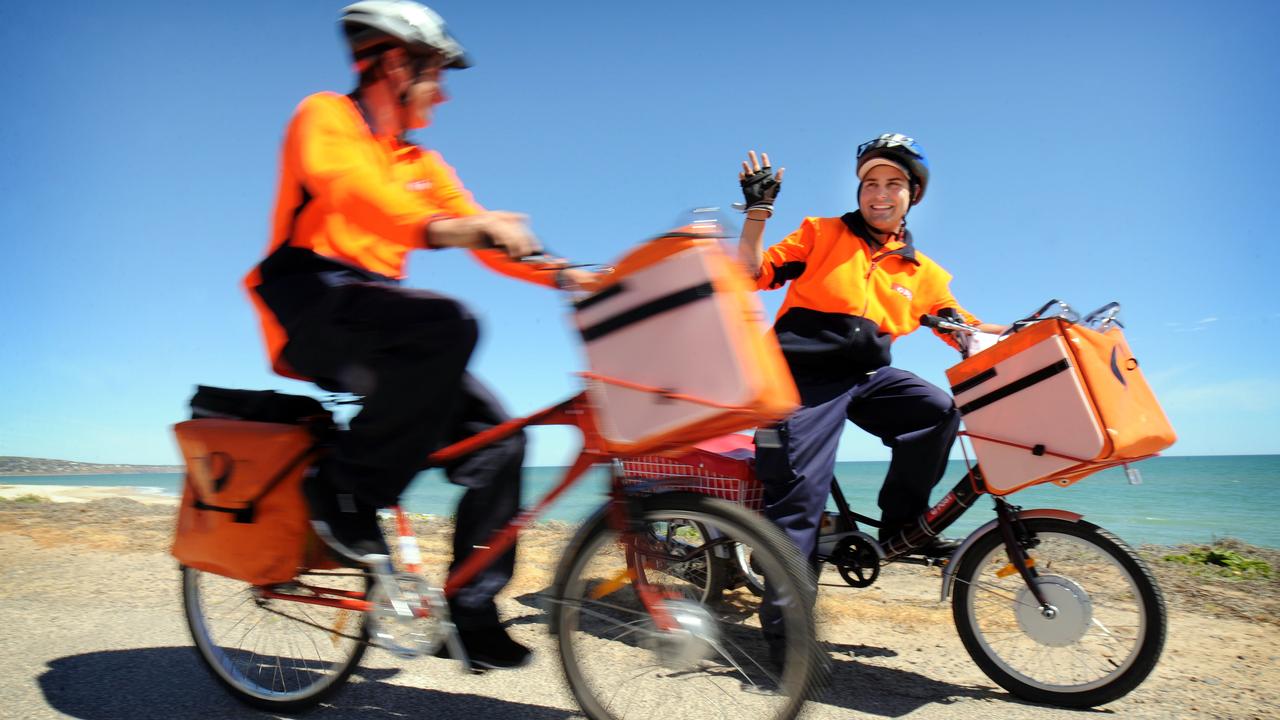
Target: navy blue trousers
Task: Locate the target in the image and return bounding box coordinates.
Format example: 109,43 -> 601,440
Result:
757,366 -> 960,637
278,281 -> 524,626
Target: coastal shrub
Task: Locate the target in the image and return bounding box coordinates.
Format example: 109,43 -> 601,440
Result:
1163,546 -> 1273,580
2,494 -> 49,504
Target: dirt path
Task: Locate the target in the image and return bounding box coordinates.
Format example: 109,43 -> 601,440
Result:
0,496 -> 1275,719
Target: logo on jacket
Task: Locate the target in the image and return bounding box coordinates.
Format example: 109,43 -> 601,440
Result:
406,179 -> 433,192
891,283 -> 913,301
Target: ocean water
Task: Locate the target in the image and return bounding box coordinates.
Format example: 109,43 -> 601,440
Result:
8,455 -> 1278,548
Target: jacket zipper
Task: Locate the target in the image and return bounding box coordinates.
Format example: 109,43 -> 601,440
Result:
860,250 -> 894,317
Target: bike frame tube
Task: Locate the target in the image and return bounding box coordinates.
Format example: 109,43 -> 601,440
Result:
253,394 -> 601,617
257,589 -> 374,613
251,384 -> 752,626
877,467 -> 988,559
443,449 -> 602,595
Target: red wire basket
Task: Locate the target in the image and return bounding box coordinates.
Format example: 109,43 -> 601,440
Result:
618,436 -> 763,511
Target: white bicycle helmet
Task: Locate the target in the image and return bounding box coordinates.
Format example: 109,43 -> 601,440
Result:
341,1 -> 471,69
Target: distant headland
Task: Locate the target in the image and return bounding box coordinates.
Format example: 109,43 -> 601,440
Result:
0,456 -> 183,476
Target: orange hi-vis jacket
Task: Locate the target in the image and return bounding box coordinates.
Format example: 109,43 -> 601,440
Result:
244,92 -> 555,379
755,213 -> 978,375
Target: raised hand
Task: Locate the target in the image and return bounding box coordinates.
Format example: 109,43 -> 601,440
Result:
739,150 -> 785,216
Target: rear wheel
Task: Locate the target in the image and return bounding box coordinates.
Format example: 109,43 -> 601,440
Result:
951,518 -> 1166,707
554,492 -> 826,720
628,517 -> 729,604
728,540 -> 767,596
182,566 -> 368,712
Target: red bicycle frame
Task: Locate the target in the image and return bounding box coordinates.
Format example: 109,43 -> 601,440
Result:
256,388 -> 697,630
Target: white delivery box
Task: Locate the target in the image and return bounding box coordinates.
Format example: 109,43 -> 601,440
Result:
947,318 -> 1175,495
573,232 -> 797,455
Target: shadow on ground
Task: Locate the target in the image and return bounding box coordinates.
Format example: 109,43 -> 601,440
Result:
38,647 -> 577,720
817,648 -> 1016,717
513,587 -> 1029,718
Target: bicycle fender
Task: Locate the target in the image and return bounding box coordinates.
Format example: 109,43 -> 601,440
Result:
938,508 -> 1084,602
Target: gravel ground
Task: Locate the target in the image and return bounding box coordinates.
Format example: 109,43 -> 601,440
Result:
1,496 -> 1276,720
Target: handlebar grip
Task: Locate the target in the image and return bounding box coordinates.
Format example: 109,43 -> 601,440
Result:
919,314 -> 943,329
476,234 -> 558,264
921,313 -> 978,335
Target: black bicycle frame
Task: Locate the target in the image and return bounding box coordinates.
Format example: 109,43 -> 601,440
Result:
828,464 -> 1053,607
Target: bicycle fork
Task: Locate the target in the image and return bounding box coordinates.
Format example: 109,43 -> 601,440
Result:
992,497 -> 1055,615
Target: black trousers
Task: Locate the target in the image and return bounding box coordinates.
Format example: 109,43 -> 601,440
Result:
277,280 -> 524,623
757,366 -> 960,638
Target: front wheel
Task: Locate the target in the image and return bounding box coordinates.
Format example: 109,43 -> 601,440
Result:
182,566 -> 368,712
553,492 -> 826,720
951,518 -> 1166,708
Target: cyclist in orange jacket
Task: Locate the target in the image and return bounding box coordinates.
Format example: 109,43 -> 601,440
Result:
244,1 -> 595,670
736,136 -> 1003,650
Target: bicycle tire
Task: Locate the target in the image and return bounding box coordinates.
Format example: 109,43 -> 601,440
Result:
181,565 -> 368,712
951,518 -> 1166,708
553,492 -> 826,720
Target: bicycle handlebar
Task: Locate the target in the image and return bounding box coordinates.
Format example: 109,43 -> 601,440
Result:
919,313 -> 979,335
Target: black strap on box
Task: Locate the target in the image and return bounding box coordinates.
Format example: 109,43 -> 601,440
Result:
957,359 -> 1072,416
578,281 -> 715,342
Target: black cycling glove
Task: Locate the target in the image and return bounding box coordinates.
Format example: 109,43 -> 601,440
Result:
740,167 -> 782,216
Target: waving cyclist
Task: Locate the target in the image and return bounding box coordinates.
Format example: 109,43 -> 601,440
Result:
736,136 -> 1003,646
244,1 -> 595,670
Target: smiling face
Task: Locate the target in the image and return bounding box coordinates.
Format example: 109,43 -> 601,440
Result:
858,164 -> 913,233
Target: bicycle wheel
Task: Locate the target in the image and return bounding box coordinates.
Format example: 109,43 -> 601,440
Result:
628,516 -> 728,604
182,566 -> 368,712
554,492 -> 826,720
951,518 -> 1166,708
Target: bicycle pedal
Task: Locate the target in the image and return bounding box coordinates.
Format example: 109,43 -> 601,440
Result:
366,575 -> 448,658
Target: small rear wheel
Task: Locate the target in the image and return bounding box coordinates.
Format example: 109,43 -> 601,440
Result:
554,492 -> 826,720
951,518 -> 1166,707
628,517 -> 728,604
730,541 -> 767,596
181,566 -> 368,712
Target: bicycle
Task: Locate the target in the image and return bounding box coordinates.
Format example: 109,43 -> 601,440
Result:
620,300 -> 1173,709
176,221 -> 828,720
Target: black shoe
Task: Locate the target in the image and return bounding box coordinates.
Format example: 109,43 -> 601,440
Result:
302,465 -> 389,566
437,623 -> 532,670
913,535 -> 962,558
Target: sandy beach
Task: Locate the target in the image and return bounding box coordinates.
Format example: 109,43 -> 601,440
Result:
0,484 -> 179,505
1,485 -> 1276,720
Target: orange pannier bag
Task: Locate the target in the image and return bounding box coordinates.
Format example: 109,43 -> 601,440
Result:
573,231 -> 799,455
171,419 -> 338,585
945,318 -> 1176,495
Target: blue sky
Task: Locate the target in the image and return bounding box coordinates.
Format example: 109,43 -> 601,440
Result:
1,1 -> 1277,466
